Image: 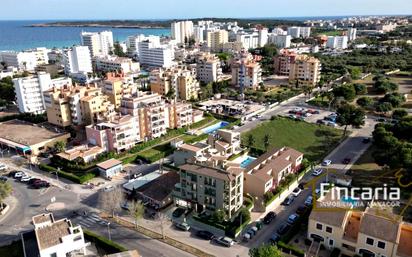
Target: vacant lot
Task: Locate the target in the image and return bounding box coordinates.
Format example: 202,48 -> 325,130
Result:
241,117 -> 344,161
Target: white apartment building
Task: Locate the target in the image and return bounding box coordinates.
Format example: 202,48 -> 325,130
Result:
287,26 -> 311,38
63,46 -> 93,75
126,34 -> 160,58
29,213 -> 87,257
236,28 -> 268,49
268,34 -> 292,48
14,72 -> 72,114
81,31 -> 114,57
193,25 -> 205,43
171,21 -> 194,44
327,36 -> 349,49
94,56 -> 140,74
348,27 -> 357,41
271,27 -> 287,36
0,51 -> 37,71
196,53 -> 223,83
138,38 -> 175,68
206,30 -> 229,52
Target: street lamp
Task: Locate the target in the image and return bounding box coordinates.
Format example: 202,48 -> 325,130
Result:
107,222 -> 111,241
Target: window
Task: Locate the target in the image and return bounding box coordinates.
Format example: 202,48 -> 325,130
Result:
329,239 -> 334,246
377,241 -> 386,249
316,223 -> 323,230
326,226 -> 333,233
366,237 -> 374,245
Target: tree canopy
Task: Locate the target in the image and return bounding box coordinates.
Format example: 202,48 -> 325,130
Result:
249,244 -> 283,257
336,104 -> 365,135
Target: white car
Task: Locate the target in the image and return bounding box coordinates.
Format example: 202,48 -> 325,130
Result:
214,236 -> 234,247
0,163 -> 7,171
174,222 -> 190,231
322,160 -> 332,166
20,176 -> 32,182
312,168 -> 324,176
103,185 -> 114,192
291,187 -> 302,197
14,172 -> 25,178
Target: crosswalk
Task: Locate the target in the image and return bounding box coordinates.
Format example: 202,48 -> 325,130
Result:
75,214 -> 108,228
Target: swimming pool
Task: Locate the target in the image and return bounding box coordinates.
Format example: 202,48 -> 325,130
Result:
240,156 -> 256,168
202,121 -> 229,134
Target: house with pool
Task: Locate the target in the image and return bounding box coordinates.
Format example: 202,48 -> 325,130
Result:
243,147 -> 303,201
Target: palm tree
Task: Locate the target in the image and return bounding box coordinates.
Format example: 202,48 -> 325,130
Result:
263,134 -> 270,151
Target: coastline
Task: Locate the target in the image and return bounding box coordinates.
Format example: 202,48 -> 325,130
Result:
27,24 -> 168,29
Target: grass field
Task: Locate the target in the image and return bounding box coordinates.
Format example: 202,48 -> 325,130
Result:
241,117 -> 344,161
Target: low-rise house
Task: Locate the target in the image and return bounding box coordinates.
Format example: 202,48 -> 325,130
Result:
243,147 -> 303,199
56,145 -> 104,164
308,190 -> 412,257
207,129 -> 241,156
96,158 -> 123,178
23,213 -> 87,257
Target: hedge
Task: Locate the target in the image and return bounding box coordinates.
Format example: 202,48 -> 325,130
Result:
277,241 -> 305,257
83,230 -> 127,254
38,163 -> 97,184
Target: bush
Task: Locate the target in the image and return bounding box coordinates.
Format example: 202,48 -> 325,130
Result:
83,230 -> 127,254
277,241 -> 305,257
38,163 -> 96,184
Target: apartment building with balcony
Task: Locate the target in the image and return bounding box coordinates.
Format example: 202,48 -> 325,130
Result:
174,162 -> 244,219
138,38 -> 175,68
166,101 -> 193,129
206,30 -> 229,52
0,50 -> 37,71
102,72 -> 137,109
274,50 -> 321,86
150,66 -> 200,101
231,50 -> 262,90
326,36 -> 349,49
62,46 -> 93,76
120,92 -> 167,140
43,84 -> 114,127
81,31 -> 114,57
86,114 -> 141,153
94,56 -> 140,74
308,191 -> 412,257
243,147 -> 303,199
23,213 -> 87,257
207,129 -> 242,157
196,53 -> 223,83
14,72 -> 72,114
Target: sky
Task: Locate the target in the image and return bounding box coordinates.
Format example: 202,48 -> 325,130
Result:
1,0 -> 411,20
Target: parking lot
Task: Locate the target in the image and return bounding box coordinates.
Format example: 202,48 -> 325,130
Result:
279,106 -> 342,128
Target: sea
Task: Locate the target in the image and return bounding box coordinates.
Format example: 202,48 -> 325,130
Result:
0,20 -> 171,51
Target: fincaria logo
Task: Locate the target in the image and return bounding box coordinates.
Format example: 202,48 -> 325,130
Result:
320,183 -> 401,202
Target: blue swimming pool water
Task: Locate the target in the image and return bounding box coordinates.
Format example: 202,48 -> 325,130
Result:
202,121 -> 229,134
240,156 -> 256,168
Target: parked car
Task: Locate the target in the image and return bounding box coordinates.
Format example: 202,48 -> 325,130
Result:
291,187 -> 302,197
28,178 -> 41,185
362,138 -> 371,144
7,171 -> 17,177
282,195 -> 295,206
327,121 -> 338,127
287,214 -> 300,225
263,211 -> 276,224
312,168 -> 323,176
315,189 -> 321,198
174,221 -> 190,231
296,205 -> 308,215
0,163 -> 7,171
172,207 -> 187,218
20,175 -> 32,182
103,185 -> 114,192
298,182 -> 306,190
243,232 -> 252,241
316,119 -> 325,125
322,159 -> 332,166
268,233 -> 281,245
214,236 -> 234,247
14,172 -> 25,178
288,114 -> 297,119
342,157 -> 351,164
0,176 -> 7,182
305,196 -> 314,206
196,230 -> 214,240
277,223 -> 291,236
33,180 -> 50,189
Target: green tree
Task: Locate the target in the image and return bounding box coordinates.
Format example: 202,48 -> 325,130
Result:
113,41 -> 126,57
353,83 -> 367,95
247,134 -> 255,148
263,134 -> 270,150
128,200 -> 145,229
54,141 -> 66,153
249,244 -> 283,257
0,182 -> 12,209
336,104 -> 366,135
356,96 -> 374,108
349,67 -> 362,80
212,209 -> 226,223
376,102 -> 393,114
374,77 -> 398,94
392,109 -> 408,120
380,93 -> 405,108
333,84 -> 356,102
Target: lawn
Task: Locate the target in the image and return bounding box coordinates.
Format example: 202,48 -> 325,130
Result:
241,117 -> 344,161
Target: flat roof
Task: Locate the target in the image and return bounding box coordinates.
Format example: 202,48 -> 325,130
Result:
97,158 -> 122,170
0,120 -> 69,147
123,170 -> 165,191
180,163 -> 243,182
137,171 -> 180,202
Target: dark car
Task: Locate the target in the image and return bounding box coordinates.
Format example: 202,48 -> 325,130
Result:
342,157 -> 351,164
7,171 -> 17,177
28,178 -> 41,185
268,233 -> 281,245
196,230 -> 215,240
298,182 -> 306,190
282,195 -> 295,206
277,224 -> 291,236
263,211 -> 276,224
0,176 -> 7,182
33,180 -> 50,189
172,207 -> 187,218
296,205 -> 308,215
316,119 -> 325,125
362,138 -> 371,144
